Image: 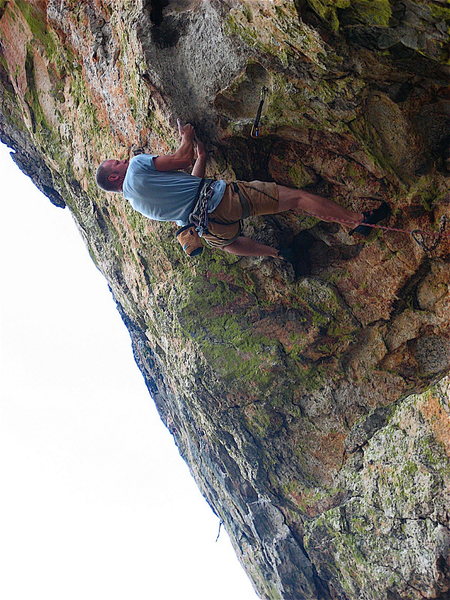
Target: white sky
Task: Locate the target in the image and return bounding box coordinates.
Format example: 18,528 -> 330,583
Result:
0,142 -> 258,600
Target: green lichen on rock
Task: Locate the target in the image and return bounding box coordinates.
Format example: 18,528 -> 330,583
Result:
177,271 -> 280,391
23,46 -> 49,133
15,0 -> 58,58
341,0 -> 392,27
304,380 -> 450,599
244,402 -> 285,439
301,0 -> 350,31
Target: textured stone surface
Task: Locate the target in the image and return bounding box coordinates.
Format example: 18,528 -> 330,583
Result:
0,1 -> 449,598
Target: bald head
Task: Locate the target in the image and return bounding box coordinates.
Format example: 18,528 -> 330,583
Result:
96,159 -> 129,192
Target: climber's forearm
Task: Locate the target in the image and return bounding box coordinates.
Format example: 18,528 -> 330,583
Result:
154,132 -> 195,171
192,153 -> 206,178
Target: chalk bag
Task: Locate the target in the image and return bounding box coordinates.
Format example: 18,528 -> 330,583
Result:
176,224 -> 204,257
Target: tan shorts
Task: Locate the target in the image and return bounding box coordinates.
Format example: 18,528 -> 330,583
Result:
203,181 -> 280,248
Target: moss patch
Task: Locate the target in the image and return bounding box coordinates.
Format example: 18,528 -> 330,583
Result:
24,46 -> 50,135
341,0 -> 392,28
180,304 -> 280,391
244,403 -> 284,438
15,0 -> 58,59
302,0 -> 351,31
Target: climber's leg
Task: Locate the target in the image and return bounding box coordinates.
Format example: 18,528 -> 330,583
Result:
276,185 -> 363,225
222,236 -> 279,257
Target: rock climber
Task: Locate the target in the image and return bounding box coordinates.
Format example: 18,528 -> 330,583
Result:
95,122 -> 390,265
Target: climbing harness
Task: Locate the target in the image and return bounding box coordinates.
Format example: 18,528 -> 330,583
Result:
176,179 -> 217,257
189,178 -> 216,237
251,86 -> 269,138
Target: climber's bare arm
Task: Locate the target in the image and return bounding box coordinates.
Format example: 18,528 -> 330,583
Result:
191,139 -> 207,178
154,123 -> 195,171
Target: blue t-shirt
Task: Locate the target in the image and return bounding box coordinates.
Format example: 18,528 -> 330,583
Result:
122,154 -> 226,226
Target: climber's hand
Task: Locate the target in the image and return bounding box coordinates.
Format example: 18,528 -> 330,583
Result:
177,119 -> 195,140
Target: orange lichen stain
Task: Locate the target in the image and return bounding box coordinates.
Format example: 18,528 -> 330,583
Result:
27,0 -> 48,12
285,481 -> 346,518
292,430 -> 347,489
208,294 -> 254,317
205,271 -> 239,286
0,2 -> 30,98
419,394 -> 450,457
256,319 -> 309,347
310,431 -> 346,472
31,48 -> 59,128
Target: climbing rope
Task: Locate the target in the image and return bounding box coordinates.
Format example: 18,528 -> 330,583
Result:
293,210 -> 448,253
301,210 -> 448,253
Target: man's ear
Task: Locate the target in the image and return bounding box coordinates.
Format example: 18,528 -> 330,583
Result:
107,173 -> 119,182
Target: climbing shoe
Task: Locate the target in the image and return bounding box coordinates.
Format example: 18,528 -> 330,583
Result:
350,201 -> 391,237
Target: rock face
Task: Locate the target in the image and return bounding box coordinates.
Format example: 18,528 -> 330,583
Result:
1,1 -> 449,598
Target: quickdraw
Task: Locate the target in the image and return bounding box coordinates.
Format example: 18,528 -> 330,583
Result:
411,217 -> 448,253
251,86 -> 269,138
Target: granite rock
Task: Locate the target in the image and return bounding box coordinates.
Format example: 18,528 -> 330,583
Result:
0,1 -> 449,598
